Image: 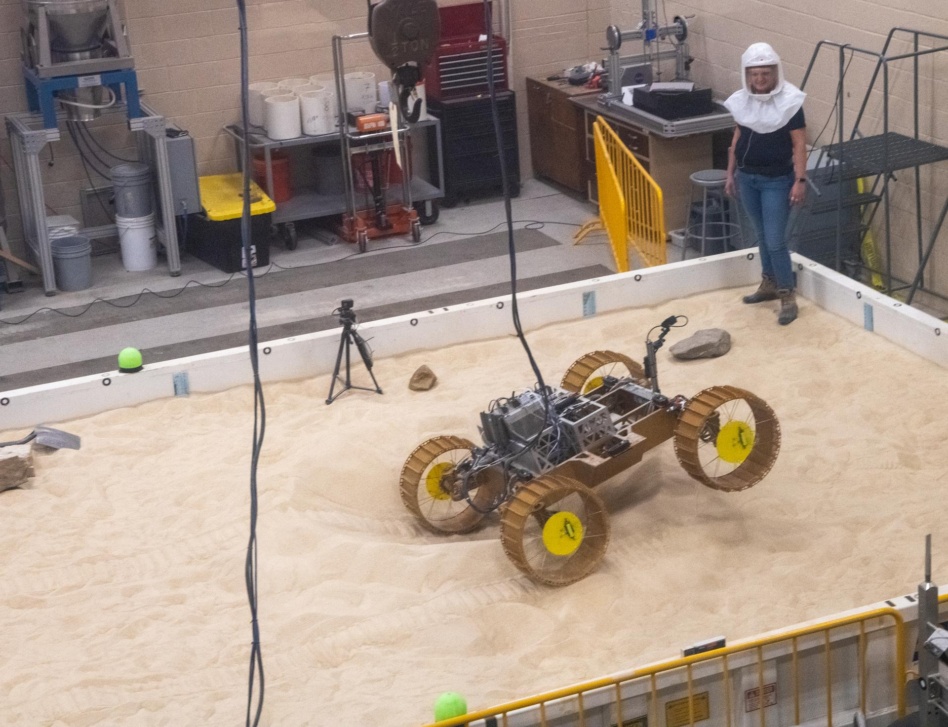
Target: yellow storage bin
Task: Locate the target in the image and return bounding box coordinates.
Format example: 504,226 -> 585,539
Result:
198,173 -> 276,221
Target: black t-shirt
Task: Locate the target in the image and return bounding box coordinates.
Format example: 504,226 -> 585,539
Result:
735,108 -> 805,176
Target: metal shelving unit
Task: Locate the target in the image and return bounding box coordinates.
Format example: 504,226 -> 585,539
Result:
224,32 -> 444,252
223,117 -> 443,241
5,101 -> 182,295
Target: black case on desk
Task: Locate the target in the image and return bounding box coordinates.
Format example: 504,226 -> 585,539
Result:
632,87 -> 713,120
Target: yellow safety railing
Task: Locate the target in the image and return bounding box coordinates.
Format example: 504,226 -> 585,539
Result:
580,117 -> 667,272
423,606 -> 909,727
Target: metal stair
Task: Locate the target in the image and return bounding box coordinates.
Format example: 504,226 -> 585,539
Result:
797,28 -> 948,304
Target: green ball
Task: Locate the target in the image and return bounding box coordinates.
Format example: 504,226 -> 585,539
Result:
434,692 -> 467,722
118,347 -> 143,373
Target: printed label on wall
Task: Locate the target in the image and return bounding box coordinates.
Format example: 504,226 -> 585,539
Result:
744,683 -> 777,712
665,692 -> 710,727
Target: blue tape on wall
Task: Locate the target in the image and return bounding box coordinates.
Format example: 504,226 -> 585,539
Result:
583,291 -> 596,317
864,303 -> 874,332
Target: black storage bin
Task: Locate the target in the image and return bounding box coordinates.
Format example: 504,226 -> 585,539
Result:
186,212 -> 271,273
186,173 -> 273,273
427,90 -> 520,205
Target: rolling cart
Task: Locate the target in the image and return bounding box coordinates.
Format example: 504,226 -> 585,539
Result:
224,42 -> 444,252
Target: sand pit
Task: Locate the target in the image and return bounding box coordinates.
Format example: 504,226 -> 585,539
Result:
2,286 -> 947,726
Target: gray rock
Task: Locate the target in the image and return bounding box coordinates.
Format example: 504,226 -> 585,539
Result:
0,444 -> 35,492
670,328 -> 732,360
409,365 -> 438,391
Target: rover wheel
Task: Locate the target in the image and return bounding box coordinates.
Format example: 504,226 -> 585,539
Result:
673,386 -> 781,492
399,436 -> 503,534
500,474 -> 610,586
560,350 -> 646,394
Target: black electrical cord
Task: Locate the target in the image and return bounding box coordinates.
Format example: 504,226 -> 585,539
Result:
65,121 -> 115,225
77,120 -> 136,164
0,219 -> 587,326
236,0 -> 266,724
483,0 -> 554,445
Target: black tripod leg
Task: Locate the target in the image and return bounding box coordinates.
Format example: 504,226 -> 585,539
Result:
325,329 -> 349,404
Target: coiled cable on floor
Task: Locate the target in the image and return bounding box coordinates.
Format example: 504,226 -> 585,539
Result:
236,0 -> 266,724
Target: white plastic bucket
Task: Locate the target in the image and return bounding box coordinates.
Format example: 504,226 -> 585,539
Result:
299,86 -> 333,136
344,71 -> 377,115
279,77 -> 310,92
259,88 -> 285,131
265,94 -> 301,140
115,213 -> 158,272
310,74 -> 341,126
248,81 -> 279,127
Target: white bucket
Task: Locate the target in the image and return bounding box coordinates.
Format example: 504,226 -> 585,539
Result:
116,212 -> 158,272
344,71 -> 377,115
248,81 -> 279,127
279,77 -> 310,92
299,86 -> 333,136
291,84 -> 318,96
265,94 -> 301,140
310,74 -> 341,126
259,88 -> 285,131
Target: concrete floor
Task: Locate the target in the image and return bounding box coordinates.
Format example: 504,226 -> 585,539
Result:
3,179 -> 695,390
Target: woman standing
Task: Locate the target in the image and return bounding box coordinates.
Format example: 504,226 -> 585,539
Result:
724,42 -> 808,326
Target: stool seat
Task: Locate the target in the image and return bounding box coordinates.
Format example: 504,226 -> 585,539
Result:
689,169 -> 728,186
684,169 -> 743,256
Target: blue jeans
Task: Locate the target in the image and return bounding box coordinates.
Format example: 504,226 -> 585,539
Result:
737,171 -> 794,290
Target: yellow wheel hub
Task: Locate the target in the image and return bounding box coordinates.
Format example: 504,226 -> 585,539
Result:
542,511 -> 584,556
582,376 -> 605,394
425,462 -> 454,500
716,420 -> 755,464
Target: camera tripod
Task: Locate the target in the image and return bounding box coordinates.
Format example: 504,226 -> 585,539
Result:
326,303 -> 383,405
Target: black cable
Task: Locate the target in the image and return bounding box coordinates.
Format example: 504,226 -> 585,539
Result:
66,120 -> 112,177
77,120 -> 136,164
66,121 -> 115,224
0,218 -> 589,326
483,0 -> 553,430
236,1 -> 266,724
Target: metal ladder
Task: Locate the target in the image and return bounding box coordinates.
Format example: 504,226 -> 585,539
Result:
794,27 -> 948,304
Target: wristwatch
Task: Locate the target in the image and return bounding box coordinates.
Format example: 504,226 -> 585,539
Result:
796,177 -> 807,183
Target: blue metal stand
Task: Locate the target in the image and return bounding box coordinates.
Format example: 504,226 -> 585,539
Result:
22,65 -> 141,129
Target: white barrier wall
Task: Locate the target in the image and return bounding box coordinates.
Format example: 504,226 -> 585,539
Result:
1,252 -> 945,430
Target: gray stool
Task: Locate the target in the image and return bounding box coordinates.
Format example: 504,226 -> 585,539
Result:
685,169 -> 743,256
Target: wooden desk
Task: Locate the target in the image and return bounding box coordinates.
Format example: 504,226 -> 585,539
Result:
572,94 -> 734,232
526,76 -> 599,194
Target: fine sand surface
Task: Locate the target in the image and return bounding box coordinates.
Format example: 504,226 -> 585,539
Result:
2,286 -> 947,727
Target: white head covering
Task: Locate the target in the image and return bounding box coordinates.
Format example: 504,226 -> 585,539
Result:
723,42 -> 806,134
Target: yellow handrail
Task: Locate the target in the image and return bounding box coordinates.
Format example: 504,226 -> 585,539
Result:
423,606 -> 908,727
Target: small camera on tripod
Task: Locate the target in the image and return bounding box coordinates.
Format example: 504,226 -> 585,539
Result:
326,298 -> 383,404
337,298 -> 357,326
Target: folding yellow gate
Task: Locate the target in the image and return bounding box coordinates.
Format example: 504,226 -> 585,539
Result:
583,117 -> 667,271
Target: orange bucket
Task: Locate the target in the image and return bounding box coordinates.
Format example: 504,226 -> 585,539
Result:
251,151 -> 291,204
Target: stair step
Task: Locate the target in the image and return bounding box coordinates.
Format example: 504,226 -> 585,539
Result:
808,193 -> 881,215
825,132 -> 948,176
791,221 -> 867,245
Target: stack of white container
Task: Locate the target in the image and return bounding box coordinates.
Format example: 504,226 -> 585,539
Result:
246,73 -> 380,141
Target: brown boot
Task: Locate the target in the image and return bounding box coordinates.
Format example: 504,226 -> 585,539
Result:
742,275 -> 779,304
777,289 -> 798,325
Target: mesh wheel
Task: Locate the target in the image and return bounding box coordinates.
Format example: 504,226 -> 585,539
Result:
399,436 -> 503,534
500,474 -> 611,586
674,386 -> 781,492
560,350 -> 645,394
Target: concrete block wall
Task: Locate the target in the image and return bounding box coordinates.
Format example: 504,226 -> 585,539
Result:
0,0 -> 946,297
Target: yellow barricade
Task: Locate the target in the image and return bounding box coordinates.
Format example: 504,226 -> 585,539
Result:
585,117 -> 667,271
